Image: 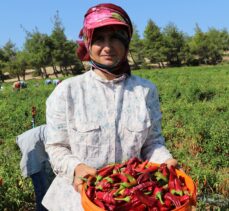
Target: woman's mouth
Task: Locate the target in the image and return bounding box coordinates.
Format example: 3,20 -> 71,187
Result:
101,55 -> 115,60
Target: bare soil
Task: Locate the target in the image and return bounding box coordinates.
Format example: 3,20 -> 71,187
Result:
4,67 -> 61,83
4,55 -> 229,83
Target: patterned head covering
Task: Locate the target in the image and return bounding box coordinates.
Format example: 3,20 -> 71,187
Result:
77,3 -> 133,63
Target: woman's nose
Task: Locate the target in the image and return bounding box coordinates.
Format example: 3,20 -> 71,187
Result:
103,38 -> 113,49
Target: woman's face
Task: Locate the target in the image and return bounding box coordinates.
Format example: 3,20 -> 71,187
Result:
90,27 -> 126,67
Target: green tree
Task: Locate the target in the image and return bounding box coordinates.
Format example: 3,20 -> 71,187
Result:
50,11 -> 69,76
1,41 -> 18,79
187,25 -> 225,65
6,55 -> 21,81
188,25 -> 209,64
162,23 -> 186,66
15,51 -> 30,80
2,40 -> 17,61
129,23 -> 144,69
2,49 -> 29,81
0,48 -> 7,82
220,29 -> 229,51
205,28 -> 223,64
24,29 -> 52,78
64,40 -> 83,75
50,11 -> 83,75
182,35 -> 199,66
143,19 -> 165,68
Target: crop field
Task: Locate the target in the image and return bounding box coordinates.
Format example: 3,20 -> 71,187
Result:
0,65 -> 229,210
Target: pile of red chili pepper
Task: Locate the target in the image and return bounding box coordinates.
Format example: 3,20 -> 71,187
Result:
84,157 -> 193,211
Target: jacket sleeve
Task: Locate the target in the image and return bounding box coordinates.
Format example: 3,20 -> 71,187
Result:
141,84 -> 173,163
45,81 -> 81,184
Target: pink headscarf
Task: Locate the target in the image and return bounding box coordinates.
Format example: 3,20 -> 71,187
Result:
77,3 -> 133,77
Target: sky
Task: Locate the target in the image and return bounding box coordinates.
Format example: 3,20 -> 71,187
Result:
1,0 -> 229,49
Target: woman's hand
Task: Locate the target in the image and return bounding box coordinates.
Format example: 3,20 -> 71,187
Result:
73,163 -> 97,194
165,158 -> 178,169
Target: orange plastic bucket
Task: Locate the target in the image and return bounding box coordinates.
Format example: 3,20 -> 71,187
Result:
81,165 -> 196,211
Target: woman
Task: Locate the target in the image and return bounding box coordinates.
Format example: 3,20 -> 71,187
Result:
16,125 -> 54,211
42,3 -> 177,210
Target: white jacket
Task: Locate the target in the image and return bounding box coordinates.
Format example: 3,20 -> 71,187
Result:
42,70 -> 172,211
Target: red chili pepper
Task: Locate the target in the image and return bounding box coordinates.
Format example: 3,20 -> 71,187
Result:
122,157 -> 142,176
96,191 -> 116,205
113,162 -> 126,173
93,198 -> 106,209
178,175 -> 186,184
86,186 -> 95,199
156,202 -> 170,211
168,166 -> 184,196
141,165 -> 159,174
114,196 -> 141,210
126,157 -> 141,166
179,194 -> 190,204
159,163 -> 169,178
32,106 -> 36,117
164,192 -> 181,207
110,173 -> 129,183
130,204 -> 146,211
154,171 -> 168,183
164,198 -> 172,207
114,186 -> 125,196
134,160 -> 149,172
170,177 -> 183,196
168,175 -> 175,191
97,165 -> 115,175
88,158 -> 194,210
97,164 -> 115,180
169,165 -> 178,177
120,188 -> 131,197
153,186 -> 164,204
148,207 -> 159,211
123,164 -> 136,177
86,175 -> 96,187
114,181 -> 135,196
114,196 -> 131,202
137,172 -> 151,184
114,177 -> 137,196
95,179 -> 112,191
120,181 -> 136,188
148,186 -> 155,193
132,162 -> 139,169
130,181 -> 156,193
124,173 -> 136,184
168,165 -> 177,191
134,190 -> 157,207
106,204 -> 116,211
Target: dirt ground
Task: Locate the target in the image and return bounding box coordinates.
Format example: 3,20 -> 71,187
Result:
4,55 -> 229,84
4,67 -> 61,83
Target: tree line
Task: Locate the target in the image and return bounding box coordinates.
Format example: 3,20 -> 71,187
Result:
130,20 -> 229,69
0,12 -> 83,82
1,13 -> 229,82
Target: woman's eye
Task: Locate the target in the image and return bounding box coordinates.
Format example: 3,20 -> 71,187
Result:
111,34 -> 119,40
92,36 -> 104,43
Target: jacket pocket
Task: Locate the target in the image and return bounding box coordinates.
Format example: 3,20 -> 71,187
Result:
124,119 -> 151,144
120,119 -> 151,158
70,123 -> 101,159
125,119 -> 151,132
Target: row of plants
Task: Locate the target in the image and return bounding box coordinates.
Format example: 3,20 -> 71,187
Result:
0,81 -> 54,210
136,65 -> 229,209
0,65 -> 229,210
